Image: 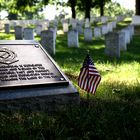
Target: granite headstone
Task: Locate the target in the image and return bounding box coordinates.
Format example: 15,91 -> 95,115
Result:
0,40 -> 79,111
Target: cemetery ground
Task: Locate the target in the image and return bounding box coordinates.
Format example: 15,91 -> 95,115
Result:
0,18 -> 140,139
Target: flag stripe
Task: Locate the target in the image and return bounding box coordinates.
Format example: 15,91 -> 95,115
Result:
78,68 -> 87,89
78,54 -> 101,94
91,76 -> 101,93
83,70 -> 88,90
79,68 -> 86,89
88,76 -> 94,93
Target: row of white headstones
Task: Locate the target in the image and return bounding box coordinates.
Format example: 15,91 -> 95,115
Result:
1,15 -> 134,57
105,25 -> 134,58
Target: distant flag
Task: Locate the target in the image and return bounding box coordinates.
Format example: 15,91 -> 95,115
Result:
78,53 -> 101,94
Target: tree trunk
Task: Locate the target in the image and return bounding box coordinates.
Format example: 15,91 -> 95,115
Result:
100,0 -> 104,16
69,0 -> 76,19
136,0 -> 140,15
8,13 -> 18,20
85,0 -> 91,19
71,4 -> 76,18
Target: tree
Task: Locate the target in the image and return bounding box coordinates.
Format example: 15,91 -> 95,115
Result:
95,0 -> 111,16
99,0 -> 105,16
84,0 -> 92,19
136,0 -> 140,15
3,0 -> 18,20
103,1 -> 134,16
77,0 -> 97,19
0,0 -> 5,11
15,0 -> 45,19
0,0 -> 45,19
68,0 -> 77,19
67,0 -> 111,18
51,0 -> 77,19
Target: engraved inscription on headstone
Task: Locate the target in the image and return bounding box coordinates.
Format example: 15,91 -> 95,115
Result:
0,47 -> 19,64
0,41 -> 68,88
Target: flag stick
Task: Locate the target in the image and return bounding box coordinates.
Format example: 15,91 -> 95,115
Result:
87,50 -> 90,105
86,91 -> 91,107
87,92 -> 90,101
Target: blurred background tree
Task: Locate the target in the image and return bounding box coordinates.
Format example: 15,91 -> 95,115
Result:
136,0 -> 140,15
0,0 -> 135,20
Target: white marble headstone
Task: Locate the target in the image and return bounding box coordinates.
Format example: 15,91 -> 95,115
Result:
84,27 -> 92,42
121,29 -> 131,44
94,27 -> 101,38
85,18 -> 90,28
67,30 -> 79,47
35,25 -> 43,36
131,15 -> 140,25
105,32 -> 120,58
40,30 -> 55,55
23,28 -> 34,40
101,25 -> 108,35
118,31 -> 127,51
4,23 -> 10,34
14,26 -> 23,40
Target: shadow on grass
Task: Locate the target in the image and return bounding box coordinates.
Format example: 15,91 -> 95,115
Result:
0,96 -> 139,140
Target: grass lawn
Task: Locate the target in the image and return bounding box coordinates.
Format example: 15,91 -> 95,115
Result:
0,18 -> 140,140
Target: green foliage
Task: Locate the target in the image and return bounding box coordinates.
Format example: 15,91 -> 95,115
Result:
0,0 -> 135,20
15,0 -> 44,19
0,0 -> 6,11
0,0 -> 45,19
16,0 -> 41,7
90,1 -> 134,17
104,2 -> 134,16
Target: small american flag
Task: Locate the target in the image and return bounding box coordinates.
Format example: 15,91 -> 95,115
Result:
78,54 -> 101,94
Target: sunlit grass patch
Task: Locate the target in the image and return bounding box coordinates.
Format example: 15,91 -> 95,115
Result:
0,32 -> 15,40
102,62 -> 140,83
